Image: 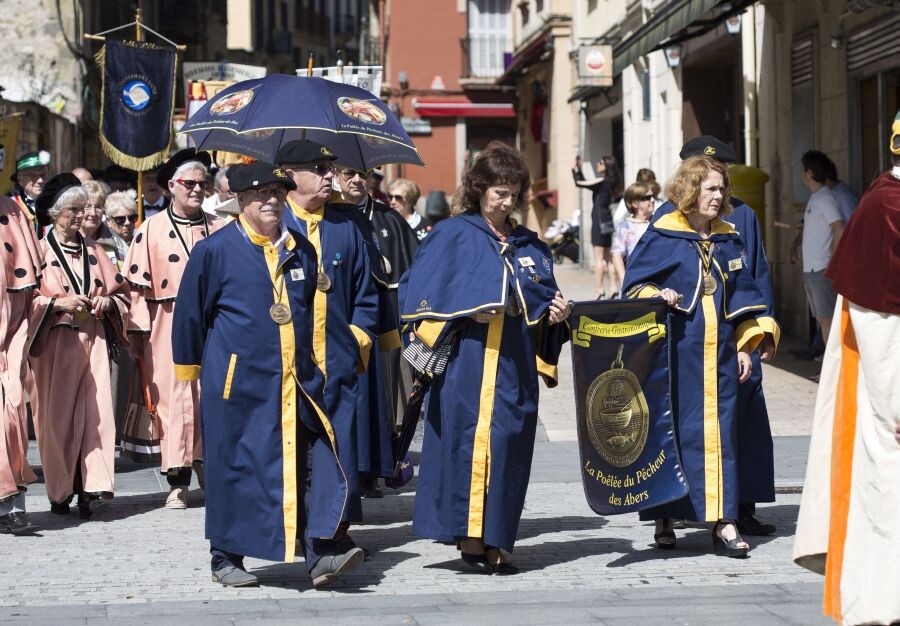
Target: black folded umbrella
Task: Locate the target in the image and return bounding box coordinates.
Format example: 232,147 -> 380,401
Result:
390,373 -> 430,470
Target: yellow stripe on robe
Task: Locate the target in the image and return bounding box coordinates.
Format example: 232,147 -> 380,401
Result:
701,294 -> 723,521
467,315 -> 504,537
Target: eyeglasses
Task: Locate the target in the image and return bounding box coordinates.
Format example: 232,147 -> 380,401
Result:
175,179 -> 208,190
250,187 -> 288,202
339,168 -> 372,180
287,163 -> 334,177
83,204 -> 104,213
389,194 -> 406,202
111,214 -> 138,226
640,194 -> 655,201
62,205 -> 85,215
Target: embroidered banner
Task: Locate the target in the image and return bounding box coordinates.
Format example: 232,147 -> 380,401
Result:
570,299 -> 688,515
97,40 -> 177,170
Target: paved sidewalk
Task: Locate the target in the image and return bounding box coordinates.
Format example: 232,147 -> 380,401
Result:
0,265 -> 828,624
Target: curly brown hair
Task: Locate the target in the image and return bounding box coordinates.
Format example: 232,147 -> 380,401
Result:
451,141 -> 531,216
666,155 -> 732,216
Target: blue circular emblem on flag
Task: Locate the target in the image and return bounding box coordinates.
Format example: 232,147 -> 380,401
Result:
122,80 -> 152,111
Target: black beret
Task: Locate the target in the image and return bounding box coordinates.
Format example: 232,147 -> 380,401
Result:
227,162 -> 297,193
276,140 -> 337,165
679,136 -> 737,163
35,173 -> 82,222
156,148 -> 212,187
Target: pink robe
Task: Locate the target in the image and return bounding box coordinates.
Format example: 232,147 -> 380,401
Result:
123,208 -> 223,473
0,197 -> 42,500
28,233 -> 129,503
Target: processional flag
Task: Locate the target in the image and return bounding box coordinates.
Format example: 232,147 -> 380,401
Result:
570,299 -> 688,515
97,40 -> 177,170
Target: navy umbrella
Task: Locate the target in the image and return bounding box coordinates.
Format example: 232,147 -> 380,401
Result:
178,74 -> 424,170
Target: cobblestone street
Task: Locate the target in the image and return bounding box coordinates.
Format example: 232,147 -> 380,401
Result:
0,267 -> 829,625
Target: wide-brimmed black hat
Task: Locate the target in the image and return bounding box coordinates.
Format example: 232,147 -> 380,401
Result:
35,173 -> 81,223
10,150 -> 51,181
156,148 -> 212,187
227,162 -> 297,193
276,140 -> 337,165
679,136 -> 737,163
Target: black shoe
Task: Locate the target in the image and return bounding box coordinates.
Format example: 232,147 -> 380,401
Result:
361,483 -> 384,499
1,512 -> 39,535
738,514 -> 776,536
49,502 -> 70,515
712,521 -> 749,558
485,548 -> 519,575
459,551 -> 493,574
310,547 -> 365,588
654,518 -> 676,549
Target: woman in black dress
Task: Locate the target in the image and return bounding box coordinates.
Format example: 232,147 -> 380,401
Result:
573,155 -> 623,298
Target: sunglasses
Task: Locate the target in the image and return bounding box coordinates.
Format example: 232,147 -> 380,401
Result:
389,194 -> 406,202
250,187 -> 288,202
640,194 -> 655,201
111,214 -> 138,226
289,163 -> 334,176
339,168 -> 371,180
175,179 -> 208,190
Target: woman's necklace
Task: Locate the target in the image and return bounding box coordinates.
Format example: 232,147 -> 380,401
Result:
482,214 -> 510,240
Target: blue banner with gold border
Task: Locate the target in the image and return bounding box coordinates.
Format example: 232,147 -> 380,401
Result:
570,299 -> 688,515
97,40 -> 177,171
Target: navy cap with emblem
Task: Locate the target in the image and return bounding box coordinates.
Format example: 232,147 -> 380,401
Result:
276,139 -> 337,165
156,148 -> 212,187
679,135 -> 737,163
227,162 -> 297,193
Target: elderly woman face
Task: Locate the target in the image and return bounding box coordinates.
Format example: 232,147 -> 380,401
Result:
107,207 -> 137,241
53,199 -> 86,239
81,194 -> 105,236
480,184 -> 519,226
168,166 -> 207,212
388,186 -> 411,214
694,170 -> 725,221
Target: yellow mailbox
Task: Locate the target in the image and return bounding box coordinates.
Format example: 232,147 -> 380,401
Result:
727,164 -> 770,230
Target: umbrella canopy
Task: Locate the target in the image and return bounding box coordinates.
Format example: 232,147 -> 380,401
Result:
178,74 -> 424,169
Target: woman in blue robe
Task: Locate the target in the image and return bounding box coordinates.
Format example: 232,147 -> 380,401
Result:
623,155 -> 769,558
399,142 -> 571,574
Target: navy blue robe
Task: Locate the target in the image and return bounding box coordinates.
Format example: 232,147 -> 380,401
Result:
624,210 -> 769,522
329,198 -> 401,478
399,213 -> 568,551
172,218 -> 348,563
650,199 -> 780,505
284,199 -> 379,520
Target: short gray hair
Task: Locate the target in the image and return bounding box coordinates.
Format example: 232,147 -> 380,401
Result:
170,160 -> 208,182
48,186 -> 89,219
104,191 -> 137,218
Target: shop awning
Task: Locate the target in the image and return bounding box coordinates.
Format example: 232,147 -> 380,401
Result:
613,0 -> 719,75
412,98 -> 515,118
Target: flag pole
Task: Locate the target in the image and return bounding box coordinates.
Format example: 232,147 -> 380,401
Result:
135,8 -> 144,224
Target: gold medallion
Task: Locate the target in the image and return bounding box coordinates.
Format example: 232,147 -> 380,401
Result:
269,302 -> 291,325
585,344 -> 650,468
75,308 -> 90,320
316,269 -> 332,292
702,273 -> 717,296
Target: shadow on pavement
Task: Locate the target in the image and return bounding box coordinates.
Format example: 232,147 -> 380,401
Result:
251,549 -> 418,593
515,514 -> 609,542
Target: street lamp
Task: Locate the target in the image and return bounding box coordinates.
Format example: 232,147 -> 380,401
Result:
664,44 -> 682,68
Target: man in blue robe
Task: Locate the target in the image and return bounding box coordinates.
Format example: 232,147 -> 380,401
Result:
649,136 -> 781,535
276,140 -> 380,551
172,162 -> 363,588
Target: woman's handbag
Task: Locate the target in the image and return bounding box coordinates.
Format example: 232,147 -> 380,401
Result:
120,357 -> 161,464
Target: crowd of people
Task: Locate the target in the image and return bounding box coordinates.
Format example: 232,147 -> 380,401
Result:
1,126 -> 896,623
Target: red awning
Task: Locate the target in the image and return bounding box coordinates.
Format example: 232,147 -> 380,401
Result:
412,97 -> 515,118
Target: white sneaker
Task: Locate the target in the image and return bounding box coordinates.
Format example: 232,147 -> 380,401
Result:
165,486 -> 188,509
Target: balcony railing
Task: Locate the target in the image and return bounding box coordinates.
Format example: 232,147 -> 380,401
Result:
461,35 -> 512,79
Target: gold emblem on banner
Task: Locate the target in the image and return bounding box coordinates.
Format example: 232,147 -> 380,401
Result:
585,344 -> 650,467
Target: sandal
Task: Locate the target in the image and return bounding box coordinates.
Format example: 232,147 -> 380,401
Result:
712,520 -> 749,558
654,518 -> 676,549
485,546 -> 519,575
